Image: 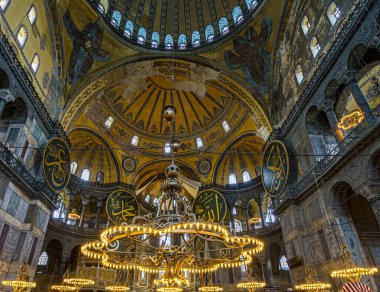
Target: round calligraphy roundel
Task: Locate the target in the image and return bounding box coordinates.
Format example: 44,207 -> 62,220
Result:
193,189 -> 227,223
106,190 -> 139,224
262,140 -> 290,198
43,137 -> 71,193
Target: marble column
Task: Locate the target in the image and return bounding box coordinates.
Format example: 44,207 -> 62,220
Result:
0,99 -> 5,114
360,185 -> 380,226
257,201 -> 265,227
57,252 -> 70,282
79,198 -> 89,227
95,200 -> 103,229
244,205 -> 251,231
319,98 -> 344,141
229,206 -> 235,233
261,259 -> 270,285
342,71 -> 372,118
64,193 -> 73,223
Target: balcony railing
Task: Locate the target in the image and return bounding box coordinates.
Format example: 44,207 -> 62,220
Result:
0,142 -> 57,202
280,106 -> 379,206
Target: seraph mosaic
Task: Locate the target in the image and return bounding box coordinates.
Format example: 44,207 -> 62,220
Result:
63,10 -> 111,86
225,17 -> 272,95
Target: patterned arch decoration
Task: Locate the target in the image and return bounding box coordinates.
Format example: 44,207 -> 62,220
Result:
219,17 -> 229,34
192,30 -> 201,47
111,10 -> 122,27
205,25 -> 215,42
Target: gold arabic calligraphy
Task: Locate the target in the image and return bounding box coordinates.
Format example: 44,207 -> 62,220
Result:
264,142 -> 288,195
194,191 -> 226,223
107,191 -> 138,223
44,139 -> 70,190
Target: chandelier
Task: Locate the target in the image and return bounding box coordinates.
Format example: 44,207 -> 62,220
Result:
1,263 -> 36,292
105,285 -> 130,291
294,268 -> 331,291
63,262 -> 95,291
330,244 -> 378,282
50,285 -> 76,291
237,265 -> 265,292
80,105 -> 264,289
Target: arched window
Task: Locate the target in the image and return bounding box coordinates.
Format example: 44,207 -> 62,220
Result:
70,162 -> 78,174
37,251 -> 48,266
240,255 -> 247,272
310,37 -> 321,58
124,20 -> 134,37
301,16 -> 311,36
327,2 -> 341,26
151,31 -> 160,48
164,142 -> 171,153
27,5 -> 37,25
96,171 -> 104,183
219,17 -> 229,34
232,207 -> 237,215
131,135 -> 139,146
245,0 -> 258,10
242,171 -> 251,182
105,116 -> 114,128
0,0 -> 10,11
153,198 -> 159,206
205,25 -> 215,42
98,0 -> 109,14
196,137 -> 203,148
192,30 -> 201,47
165,34 -> 173,49
222,120 -> 230,132
111,10 -> 121,27
52,197 -> 64,219
178,34 -> 187,49
235,219 -> 242,232
279,255 -> 289,270
30,54 -> 40,73
295,65 -> 304,84
17,26 -> 28,47
229,173 -> 237,184
138,27 -> 147,44
160,234 -> 171,247
145,194 -> 151,203
232,6 -> 243,24
81,168 -> 91,181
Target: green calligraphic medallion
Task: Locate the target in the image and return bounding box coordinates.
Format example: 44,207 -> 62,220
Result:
106,190 -> 139,224
193,189 -> 227,223
262,140 -> 290,197
43,137 -> 71,193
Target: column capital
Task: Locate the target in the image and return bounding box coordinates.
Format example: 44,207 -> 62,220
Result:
81,198 -> 90,206
97,200 -> 104,208
358,183 -> 380,200
0,89 -> 15,103
318,98 -> 335,113
340,69 -> 358,85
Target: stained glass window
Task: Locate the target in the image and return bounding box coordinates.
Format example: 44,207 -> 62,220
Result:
242,171 -> 251,182
17,26 -> 28,47
327,2 -> 341,26
178,34 -> 187,49
31,54 -> 40,73
222,120 -> 230,132
232,6 -> 243,24
70,162 -> 78,174
81,169 -> 91,181
301,16 -> 310,36
192,30 -> 201,47
219,17 -> 229,34
131,135 -> 139,146
165,34 -> 173,49
245,0 -> 258,10
205,25 -> 215,42
37,252 -> 48,266
229,174 -> 237,184
196,137 -> 203,148
105,116 -> 114,128
125,20 -> 134,37
138,27 -> 147,44
27,5 -> 37,25
111,10 -> 121,27
0,0 -> 10,11
151,31 -> 160,48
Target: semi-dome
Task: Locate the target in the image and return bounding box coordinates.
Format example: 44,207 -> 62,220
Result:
87,0 -> 263,51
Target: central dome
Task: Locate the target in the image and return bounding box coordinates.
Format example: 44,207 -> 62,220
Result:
88,0 -> 262,51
